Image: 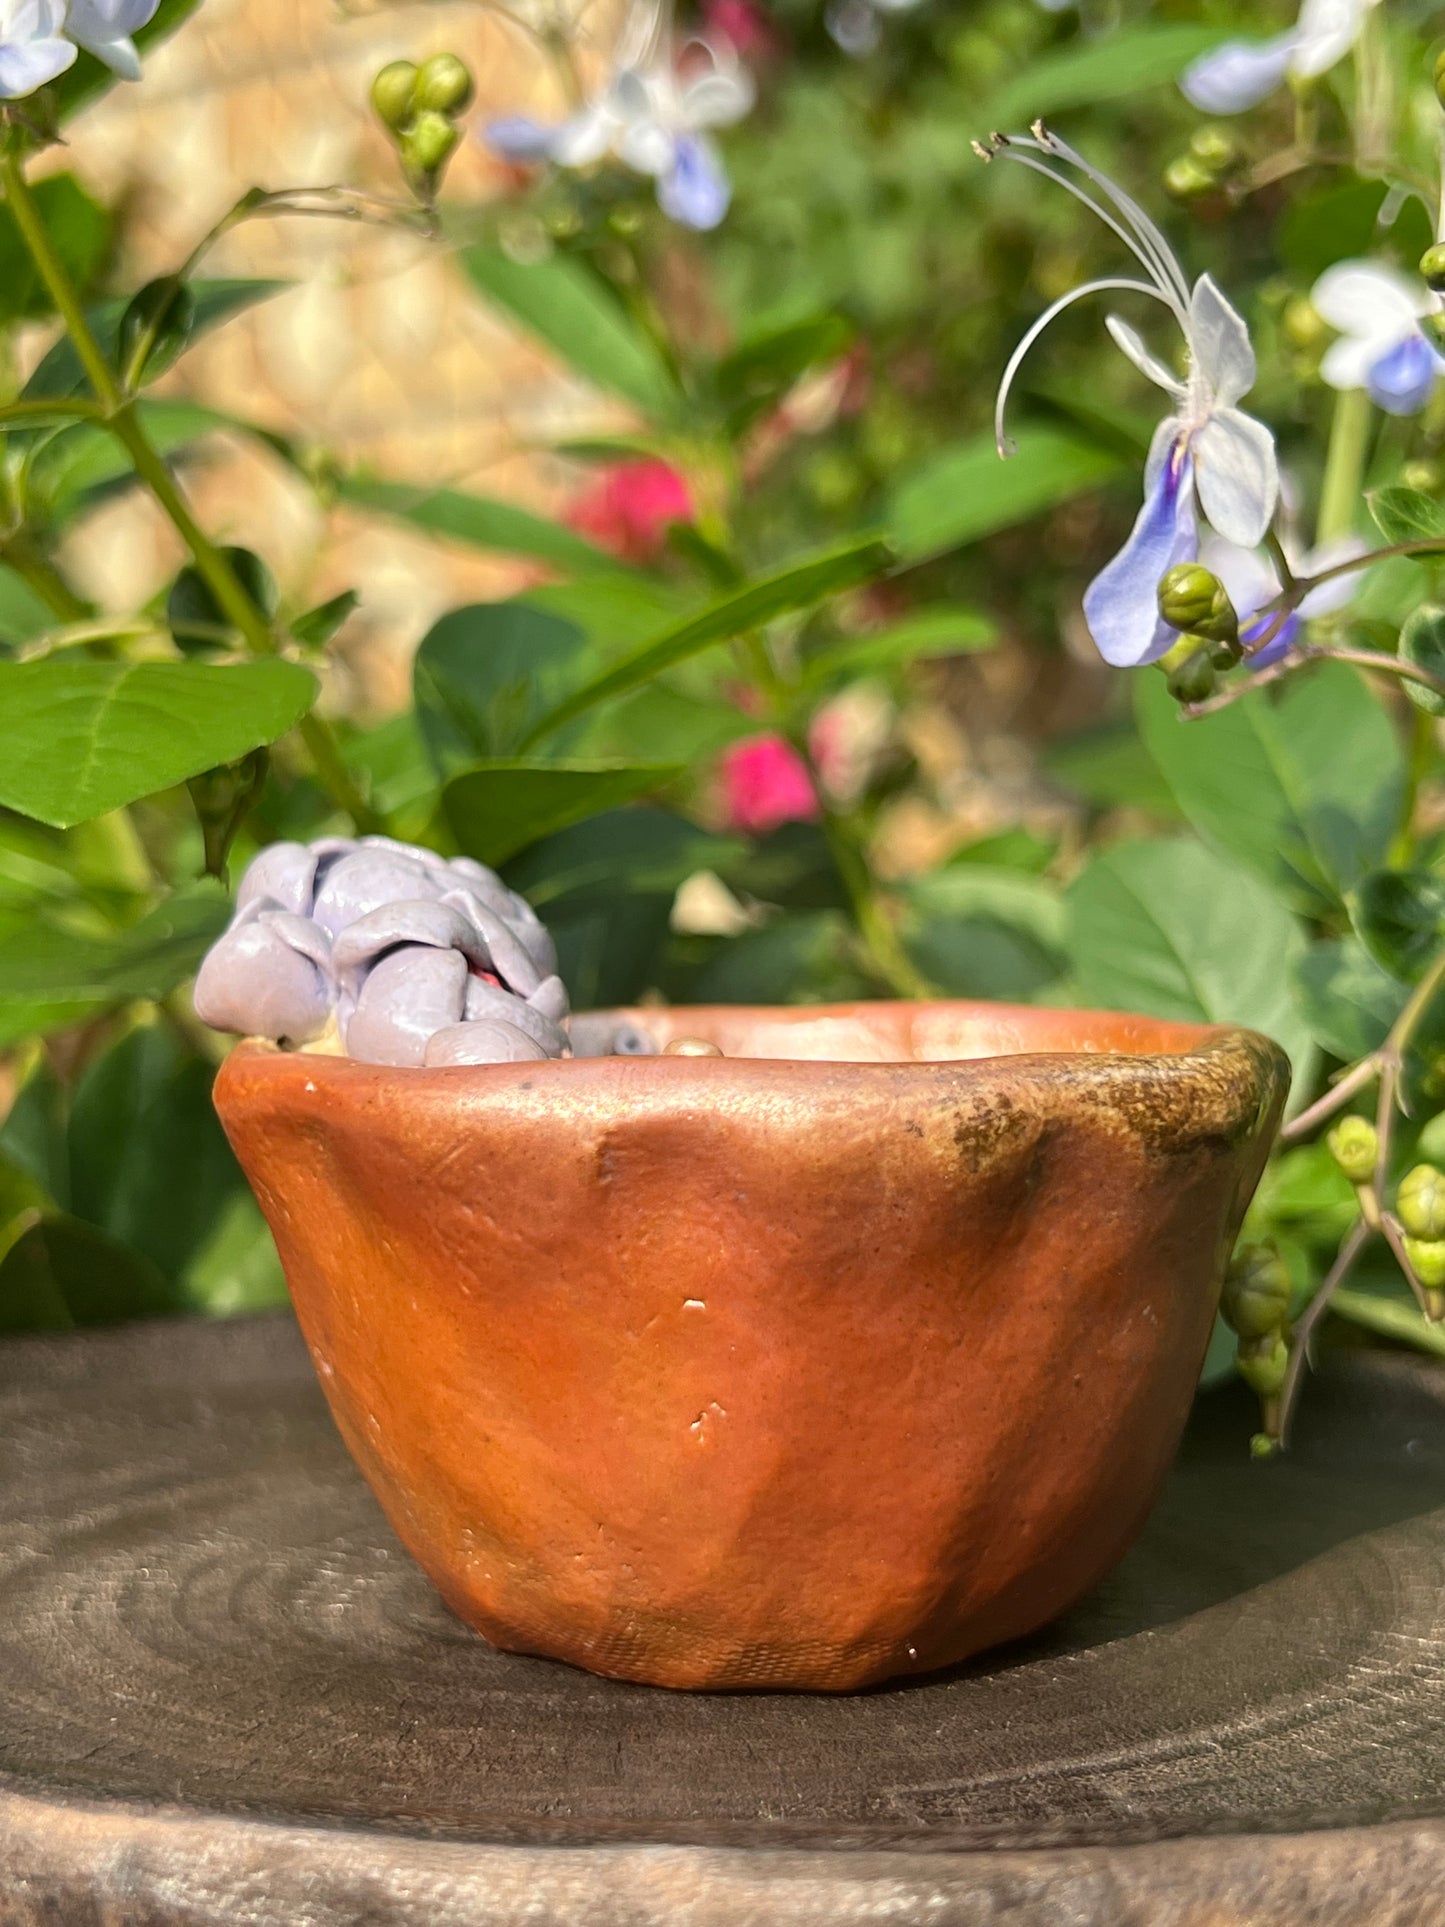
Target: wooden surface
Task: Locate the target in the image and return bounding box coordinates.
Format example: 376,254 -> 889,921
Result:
3,1316 -> 1445,1923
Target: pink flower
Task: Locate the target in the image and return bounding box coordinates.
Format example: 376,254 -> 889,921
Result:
700,0 -> 780,62
566,459 -> 693,564
719,733 -> 819,835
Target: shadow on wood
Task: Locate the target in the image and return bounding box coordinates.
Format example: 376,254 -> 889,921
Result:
2,1313 -> 1445,1922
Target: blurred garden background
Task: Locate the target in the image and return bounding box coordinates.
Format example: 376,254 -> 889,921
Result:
4,0 -> 1445,1444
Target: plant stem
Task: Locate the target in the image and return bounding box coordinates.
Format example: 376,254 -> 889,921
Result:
1277,1218 -> 1371,1447
1317,385 -> 1373,547
1186,640 -> 1445,718
1390,706 -> 1437,867
0,143 -> 379,831
1278,1054 -> 1382,1144
0,534 -> 89,620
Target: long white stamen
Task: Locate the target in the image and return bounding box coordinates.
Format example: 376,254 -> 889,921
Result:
994,278 -> 1171,455
1028,126 -> 1193,313
989,148 -> 1188,328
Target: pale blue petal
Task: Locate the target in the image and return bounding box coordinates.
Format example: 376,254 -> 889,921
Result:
657,134 -> 730,229
1244,610 -> 1299,668
0,34 -> 75,96
1367,332 -> 1443,417
1180,35 -> 1296,113
484,114 -> 558,162
1083,446 -> 1198,668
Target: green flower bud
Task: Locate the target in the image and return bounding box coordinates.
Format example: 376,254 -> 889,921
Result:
1422,311 -> 1445,354
167,547 -> 278,651
371,60 -> 418,134
1421,245 -> 1445,295
1403,459 -> 1443,496
1163,155 -> 1215,202
1417,1111 -> 1445,1163
1326,1114 -> 1378,1185
1188,124 -> 1240,175
187,749 -> 267,880
1398,1162 -> 1445,1238
1237,1331 -> 1288,1399
402,109 -> 460,184
1222,1242 -> 1292,1339
1402,1234 -> 1445,1290
118,276 -> 195,386
414,52 -> 473,115
1158,562 -> 1239,645
1165,648 -> 1217,706
1281,295 -> 1327,354
1250,1431 -> 1281,1461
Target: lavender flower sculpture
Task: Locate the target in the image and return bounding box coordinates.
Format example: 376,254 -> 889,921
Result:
194,837 -> 571,1067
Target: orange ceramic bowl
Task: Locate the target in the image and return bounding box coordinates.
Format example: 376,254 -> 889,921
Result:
215,1001 -> 1286,1692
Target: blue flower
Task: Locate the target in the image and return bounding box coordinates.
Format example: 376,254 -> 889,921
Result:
1181,0 -> 1379,115
982,125 -> 1278,667
1312,260 -> 1445,418
1200,530 -> 1367,670
485,0 -> 753,231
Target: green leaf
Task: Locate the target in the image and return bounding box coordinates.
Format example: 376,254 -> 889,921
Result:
1065,836 -> 1315,1091
292,589 -> 360,651
0,1213 -> 178,1333
518,537 -> 893,749
685,912 -> 868,1005
1292,937 -> 1406,1061
0,566 -> 58,648
983,23 -> 1229,126
1278,180 -> 1433,283
179,1189 -> 287,1316
414,602 -> 594,771
28,400 -> 236,523
1044,721 -> 1182,817
0,1059 -> 68,1207
0,175 -> 109,325
1135,663 -> 1404,910
1331,1282 -> 1445,1357
575,683 -> 757,763
713,313 -> 853,430
502,807 -> 740,1008
885,428 -> 1119,563
903,867 -> 1065,1002
0,658 -> 317,828
443,760 -> 682,866
803,607 -> 995,685
339,476 -> 629,577
0,888 -> 232,1045
1351,870 -> 1445,983
22,279 -> 289,404
51,0 -> 200,121
462,245 -> 682,421
1400,604 -> 1445,715
1368,486 -> 1445,548
68,1023 -> 247,1287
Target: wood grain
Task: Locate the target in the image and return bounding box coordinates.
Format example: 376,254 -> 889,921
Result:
3,1314 -> 1445,1922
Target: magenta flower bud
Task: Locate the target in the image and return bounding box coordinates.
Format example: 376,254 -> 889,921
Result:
345,945 -> 470,1067
424,1021 -> 550,1066
193,907 -> 335,1044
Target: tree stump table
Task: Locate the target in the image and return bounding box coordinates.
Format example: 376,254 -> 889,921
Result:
3,1315 -> 1445,1925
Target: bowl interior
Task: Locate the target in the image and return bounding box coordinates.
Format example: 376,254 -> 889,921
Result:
610,1001 -> 1225,1065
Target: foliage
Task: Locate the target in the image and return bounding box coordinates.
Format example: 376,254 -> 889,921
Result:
1,0 -> 1445,1453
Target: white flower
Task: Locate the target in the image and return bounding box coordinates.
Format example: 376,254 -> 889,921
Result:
982,124 -> 1278,668
486,0 -> 753,230
0,0 -> 157,96
65,0 -> 160,80
1181,0 -> 1381,115
1312,260 -> 1445,418
0,0 -> 74,96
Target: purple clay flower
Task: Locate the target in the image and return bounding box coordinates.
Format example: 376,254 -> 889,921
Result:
425,1022 -> 552,1066
193,904 -> 335,1047
197,836 -> 570,1067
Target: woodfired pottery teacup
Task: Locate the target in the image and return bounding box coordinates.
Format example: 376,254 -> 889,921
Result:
214,1000 -> 1287,1692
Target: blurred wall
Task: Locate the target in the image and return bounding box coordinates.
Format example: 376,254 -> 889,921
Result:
45,0 -> 604,711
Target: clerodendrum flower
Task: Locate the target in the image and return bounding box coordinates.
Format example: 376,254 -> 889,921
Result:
0,0 -> 158,97
486,0 -> 754,230
980,124 -> 1278,668
1312,260 -> 1445,418
1180,0 -> 1380,115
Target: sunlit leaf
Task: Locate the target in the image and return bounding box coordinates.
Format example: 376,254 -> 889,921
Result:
443,759 -> 683,865
885,428 -> 1118,562
0,657 -> 317,827
340,476 -> 630,576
